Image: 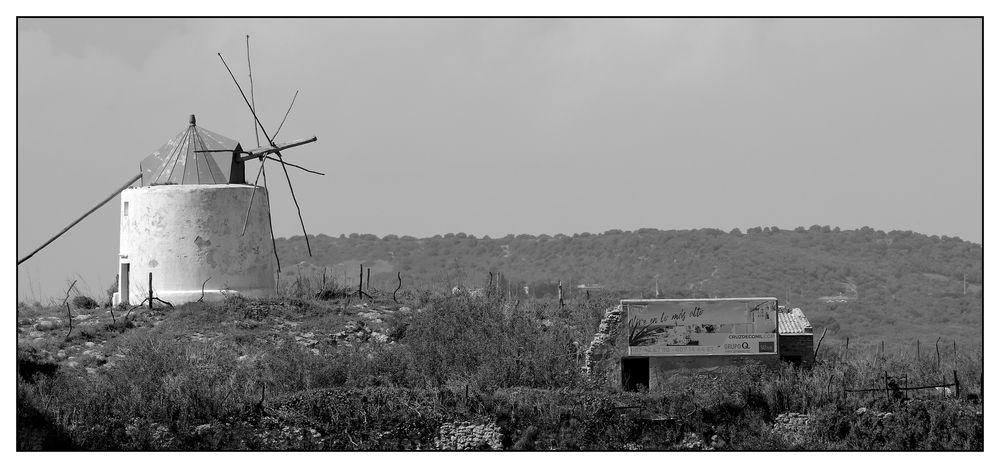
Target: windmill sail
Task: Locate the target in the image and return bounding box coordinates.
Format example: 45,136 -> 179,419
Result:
139,115 -> 242,186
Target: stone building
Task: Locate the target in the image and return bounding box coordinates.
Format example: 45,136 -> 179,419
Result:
777,307 -> 815,366
583,299 -> 815,392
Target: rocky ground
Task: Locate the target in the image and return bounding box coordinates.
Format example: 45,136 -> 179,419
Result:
772,412 -> 812,446
433,421 -> 504,450
16,299 -> 411,386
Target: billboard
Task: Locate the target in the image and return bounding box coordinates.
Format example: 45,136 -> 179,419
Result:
623,298 -> 778,357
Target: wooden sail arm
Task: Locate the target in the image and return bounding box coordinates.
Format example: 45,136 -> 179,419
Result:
238,136 -> 317,162
17,173 -> 142,266
194,137 -> 317,162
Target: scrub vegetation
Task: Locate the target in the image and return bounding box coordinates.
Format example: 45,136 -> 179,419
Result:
17,285 -> 983,450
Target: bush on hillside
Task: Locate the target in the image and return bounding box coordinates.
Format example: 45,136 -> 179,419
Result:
72,295 -> 99,310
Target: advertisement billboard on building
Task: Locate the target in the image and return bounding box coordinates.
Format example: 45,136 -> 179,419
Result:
623,297 -> 778,357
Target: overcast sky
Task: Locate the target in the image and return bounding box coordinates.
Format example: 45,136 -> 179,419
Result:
16,18 -> 982,301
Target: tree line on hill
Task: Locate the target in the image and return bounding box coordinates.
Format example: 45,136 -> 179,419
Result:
274,226 -> 982,343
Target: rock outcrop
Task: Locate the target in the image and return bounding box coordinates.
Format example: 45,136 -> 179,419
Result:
772,412 -> 812,446
433,421 -> 503,450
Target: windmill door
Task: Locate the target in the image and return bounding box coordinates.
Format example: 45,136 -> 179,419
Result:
120,262 -> 130,305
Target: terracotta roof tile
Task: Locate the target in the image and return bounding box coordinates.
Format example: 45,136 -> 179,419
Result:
778,308 -> 813,335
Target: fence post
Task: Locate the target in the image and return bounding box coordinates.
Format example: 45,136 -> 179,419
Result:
393,272 -> 402,304
148,272 -> 153,310
814,328 -> 828,362
954,370 -> 961,398
935,337 -> 941,370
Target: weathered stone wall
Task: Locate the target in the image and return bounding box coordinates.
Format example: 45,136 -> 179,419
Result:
581,305 -> 626,387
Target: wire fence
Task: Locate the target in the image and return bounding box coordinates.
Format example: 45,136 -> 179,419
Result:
842,369 -> 961,401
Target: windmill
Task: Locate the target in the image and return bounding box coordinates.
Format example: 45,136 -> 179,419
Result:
17,36 -> 322,307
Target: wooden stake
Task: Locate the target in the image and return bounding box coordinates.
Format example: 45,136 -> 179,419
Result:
197,277 -> 212,302
393,272 -> 402,304
954,340 -> 958,369
366,268 -> 371,291
813,328 -> 828,362
64,302 -> 73,340
148,272 -> 153,310
935,337 -> 941,370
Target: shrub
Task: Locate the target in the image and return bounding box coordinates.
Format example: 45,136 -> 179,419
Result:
403,295 -> 581,390
72,296 -> 99,310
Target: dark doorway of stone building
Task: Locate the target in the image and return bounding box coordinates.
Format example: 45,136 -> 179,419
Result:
621,357 -> 649,391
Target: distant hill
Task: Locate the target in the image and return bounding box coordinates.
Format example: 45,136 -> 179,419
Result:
274,226 -> 983,344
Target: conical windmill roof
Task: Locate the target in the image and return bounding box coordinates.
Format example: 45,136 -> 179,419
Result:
139,115 -> 242,186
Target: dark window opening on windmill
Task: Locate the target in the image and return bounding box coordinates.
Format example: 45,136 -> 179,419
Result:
123,202 -> 129,217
